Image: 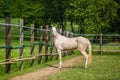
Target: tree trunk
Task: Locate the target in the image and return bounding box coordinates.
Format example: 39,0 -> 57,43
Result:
70,21 -> 74,33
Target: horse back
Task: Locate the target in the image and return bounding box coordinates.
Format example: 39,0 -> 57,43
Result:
55,36 -> 78,51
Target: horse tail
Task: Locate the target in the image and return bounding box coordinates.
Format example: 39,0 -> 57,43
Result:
88,40 -> 92,65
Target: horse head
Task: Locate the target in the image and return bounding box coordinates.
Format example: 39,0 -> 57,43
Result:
52,26 -> 58,37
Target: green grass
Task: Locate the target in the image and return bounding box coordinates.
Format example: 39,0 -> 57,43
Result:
0,39 -> 57,75
47,55 -> 120,80
0,36 -> 120,79
65,22 -> 79,32
0,18 -> 120,80
0,18 -> 20,24
0,51 -> 79,80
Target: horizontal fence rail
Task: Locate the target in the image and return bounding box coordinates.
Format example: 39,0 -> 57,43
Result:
75,33 -> 120,54
0,17 -> 73,73
0,17 -> 120,73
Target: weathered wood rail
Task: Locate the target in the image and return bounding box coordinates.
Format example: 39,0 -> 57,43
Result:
0,17 -> 73,73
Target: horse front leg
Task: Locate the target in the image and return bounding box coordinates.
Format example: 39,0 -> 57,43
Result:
57,49 -> 62,69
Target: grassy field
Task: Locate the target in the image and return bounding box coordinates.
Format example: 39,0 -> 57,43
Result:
47,54 -> 120,80
0,18 -> 120,80
0,53 -> 120,80
0,52 -> 80,80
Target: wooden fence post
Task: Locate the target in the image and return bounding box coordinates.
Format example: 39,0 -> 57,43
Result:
69,32 -> 74,55
19,19 -> 24,70
6,17 -> 11,73
59,29 -> 62,34
30,24 -> 35,66
66,31 -> 69,56
38,26 -> 43,64
45,25 -> 49,62
50,27 -> 54,61
100,33 -> 103,55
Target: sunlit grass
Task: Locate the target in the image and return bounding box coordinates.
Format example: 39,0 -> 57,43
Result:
0,18 -> 120,80
47,55 -> 120,80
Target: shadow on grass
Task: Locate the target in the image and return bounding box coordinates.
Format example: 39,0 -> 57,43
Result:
43,63 -> 83,69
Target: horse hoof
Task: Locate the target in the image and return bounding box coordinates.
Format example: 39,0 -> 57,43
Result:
85,66 -> 87,68
58,66 -> 62,69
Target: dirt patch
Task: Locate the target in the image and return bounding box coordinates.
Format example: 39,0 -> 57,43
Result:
9,56 -> 84,80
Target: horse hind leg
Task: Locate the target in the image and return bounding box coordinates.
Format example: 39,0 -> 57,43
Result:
80,51 -> 88,68
77,42 -> 88,68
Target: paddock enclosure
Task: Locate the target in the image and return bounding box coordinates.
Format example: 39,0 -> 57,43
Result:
0,17 -> 120,74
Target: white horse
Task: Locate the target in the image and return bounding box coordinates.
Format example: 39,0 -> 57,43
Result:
52,27 -> 92,68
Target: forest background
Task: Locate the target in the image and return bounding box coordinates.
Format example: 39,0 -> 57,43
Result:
0,0 -> 120,34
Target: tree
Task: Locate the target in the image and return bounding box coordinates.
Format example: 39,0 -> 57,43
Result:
40,0 -> 68,30
66,0 -> 119,34
0,0 -> 4,17
9,0 -> 44,26
111,0 -> 120,34
1,0 -> 120,34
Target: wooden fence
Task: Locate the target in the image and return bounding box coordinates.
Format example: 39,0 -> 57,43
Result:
74,33 -> 120,54
0,17 -> 120,73
0,17 -> 74,73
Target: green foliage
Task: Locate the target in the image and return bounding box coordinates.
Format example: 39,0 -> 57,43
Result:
47,55 -> 120,80
0,0 -> 4,17
0,0 -> 120,33
66,0 -> 119,34
9,0 -> 44,25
